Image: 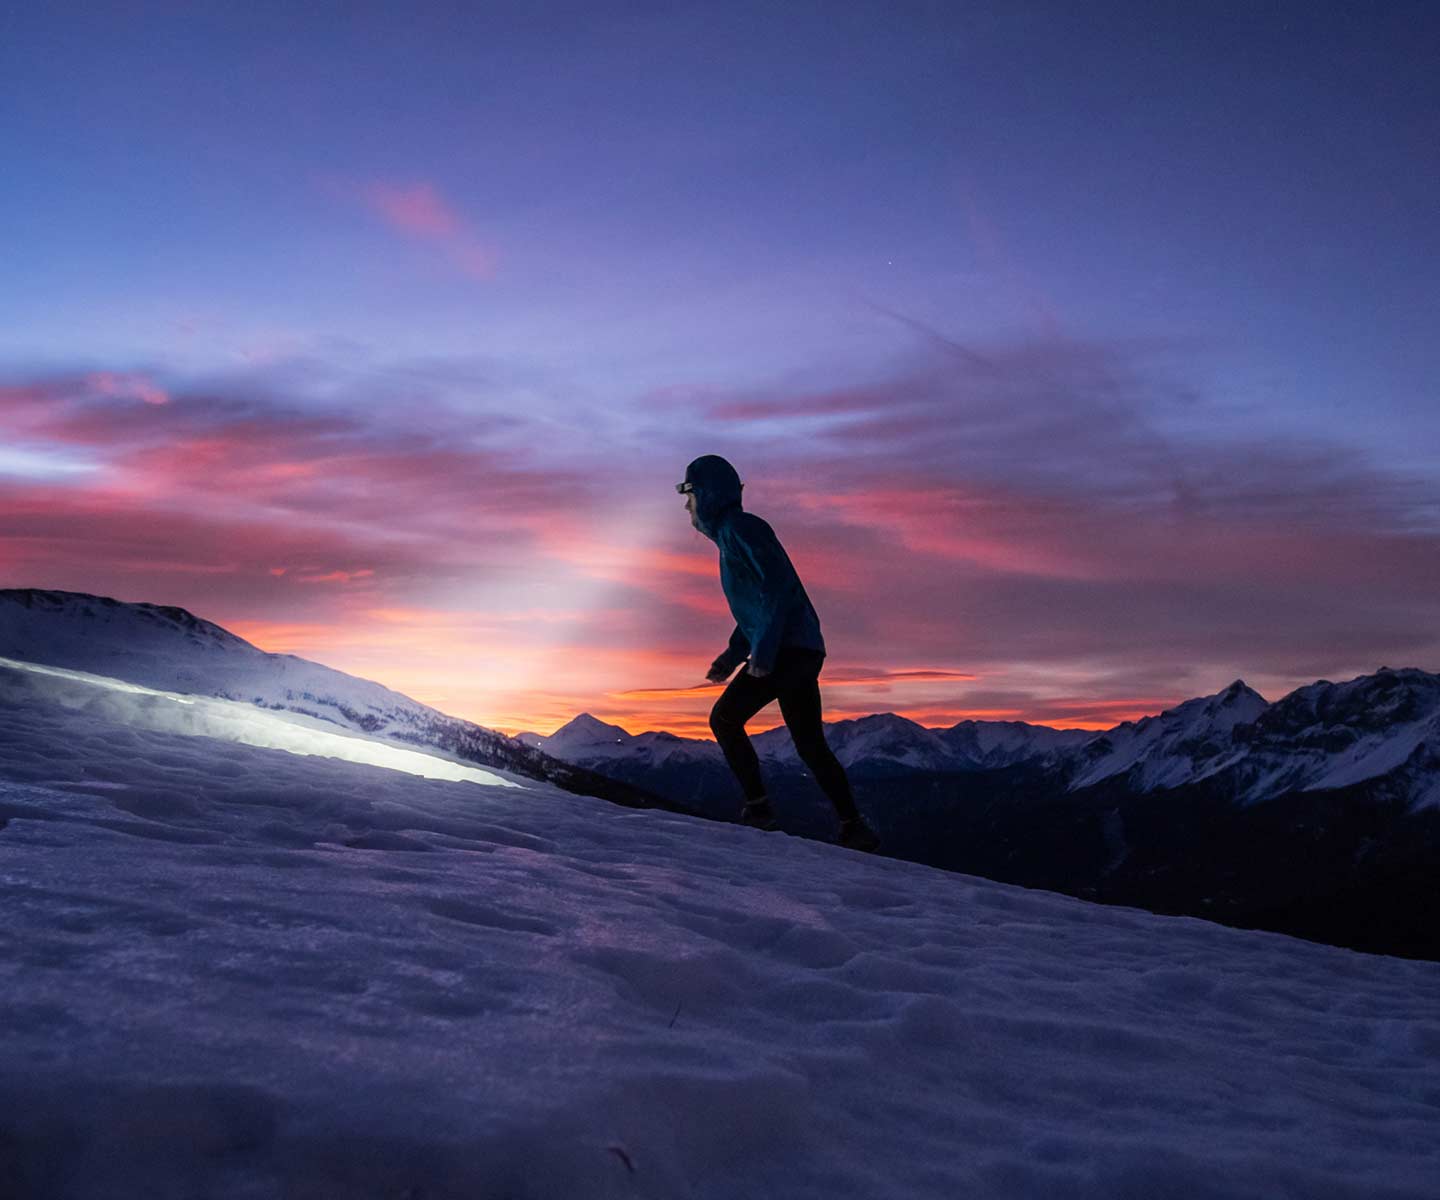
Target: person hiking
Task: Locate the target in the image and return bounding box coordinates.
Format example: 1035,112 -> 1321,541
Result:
677,455 -> 881,853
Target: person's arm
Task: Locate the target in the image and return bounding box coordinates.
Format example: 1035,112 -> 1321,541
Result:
726,516 -> 799,676
708,625 -> 750,680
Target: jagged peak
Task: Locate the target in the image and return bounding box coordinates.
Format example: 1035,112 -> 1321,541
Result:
1273,667 -> 1440,708
1144,680 -> 1268,723
848,712 -> 927,731
1218,679 -> 1268,707
552,712 -> 632,740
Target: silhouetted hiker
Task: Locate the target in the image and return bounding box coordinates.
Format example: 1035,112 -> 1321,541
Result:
677,455 -> 881,853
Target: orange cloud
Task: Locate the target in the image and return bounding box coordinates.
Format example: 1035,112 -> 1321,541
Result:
293,569 -> 375,585
610,666 -> 974,703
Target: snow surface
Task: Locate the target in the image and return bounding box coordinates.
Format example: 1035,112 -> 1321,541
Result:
0,657 -> 521,791
2,668 -> 1439,1198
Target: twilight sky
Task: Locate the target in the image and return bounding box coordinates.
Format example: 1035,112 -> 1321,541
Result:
2,1 -> 1438,737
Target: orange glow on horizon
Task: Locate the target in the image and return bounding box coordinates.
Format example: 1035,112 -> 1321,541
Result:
363,693 -> 1172,743
224,617 -> 1174,743
470,702 -> 1163,741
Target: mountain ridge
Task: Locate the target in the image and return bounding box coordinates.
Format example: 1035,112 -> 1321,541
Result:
0,588 -> 663,810
527,670 -> 1440,811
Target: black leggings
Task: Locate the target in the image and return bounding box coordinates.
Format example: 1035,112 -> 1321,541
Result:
708,647 -> 859,820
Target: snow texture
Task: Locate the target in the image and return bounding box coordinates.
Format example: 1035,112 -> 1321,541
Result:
2,664 -> 1439,1198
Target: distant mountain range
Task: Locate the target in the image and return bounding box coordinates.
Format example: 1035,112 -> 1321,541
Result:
519,708 -> 1094,775
4,587 -> 1436,959
521,667 -> 1440,812
522,671 -> 1440,961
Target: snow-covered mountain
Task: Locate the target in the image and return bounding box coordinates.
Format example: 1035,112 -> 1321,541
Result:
0,589 -> 657,808
1065,672 -> 1440,809
4,660 -> 1436,1198
532,670 -> 1440,814
1229,667 -> 1440,806
0,588 -> 462,735
1067,679 -> 1271,792
518,713 -> 723,772
937,716 -> 1096,767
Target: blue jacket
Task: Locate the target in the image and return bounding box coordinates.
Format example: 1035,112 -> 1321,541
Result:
683,455 -> 825,675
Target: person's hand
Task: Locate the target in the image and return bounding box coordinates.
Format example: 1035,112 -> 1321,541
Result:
705,659 -> 732,684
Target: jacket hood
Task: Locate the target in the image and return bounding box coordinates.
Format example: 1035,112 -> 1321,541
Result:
682,455 -> 743,539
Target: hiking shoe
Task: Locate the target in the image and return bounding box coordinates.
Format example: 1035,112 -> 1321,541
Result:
838,817 -> 881,853
739,798 -> 779,830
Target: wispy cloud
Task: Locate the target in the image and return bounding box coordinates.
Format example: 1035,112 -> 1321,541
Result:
361,181 -> 464,237
611,668 -> 976,704
2,330 -> 1437,737
337,177 -> 497,279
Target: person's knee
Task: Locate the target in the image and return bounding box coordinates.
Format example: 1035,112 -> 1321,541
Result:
791,731 -> 833,767
710,704 -> 739,739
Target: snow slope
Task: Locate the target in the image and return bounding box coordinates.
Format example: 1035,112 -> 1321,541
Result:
1,661 -> 1437,1198
0,656 -> 522,790
0,589 -> 650,805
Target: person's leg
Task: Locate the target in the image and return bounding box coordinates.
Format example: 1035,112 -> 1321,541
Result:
709,667 -> 781,803
774,653 -> 860,822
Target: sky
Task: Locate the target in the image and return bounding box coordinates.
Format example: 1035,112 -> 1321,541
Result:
2,0 -> 1438,738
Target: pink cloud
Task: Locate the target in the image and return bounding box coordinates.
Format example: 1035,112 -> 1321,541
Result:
294,569 -> 376,585
361,182 -> 463,237
351,179 -> 497,280
84,372 -> 170,406
5,342 -> 1440,741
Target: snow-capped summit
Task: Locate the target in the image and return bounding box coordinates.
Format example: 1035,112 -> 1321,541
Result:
1229,668 -> 1440,805
795,712 -> 961,772
1060,669 -> 1440,810
1068,679 -> 1270,792
541,712 -> 633,751
1253,667 -> 1440,740
523,714 -> 724,771
937,718 -> 1094,769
